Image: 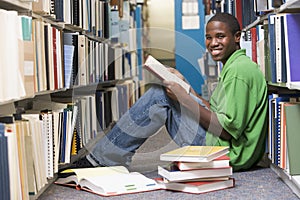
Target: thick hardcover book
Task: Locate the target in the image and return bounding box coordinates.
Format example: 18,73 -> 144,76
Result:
285,104 -> 300,175
160,146 -> 229,162
176,155 -> 230,171
157,177 -> 234,194
158,165 -> 233,182
55,166 -> 161,196
144,55 -> 191,94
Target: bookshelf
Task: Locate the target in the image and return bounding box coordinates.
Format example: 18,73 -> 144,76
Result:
203,0 -> 300,198
0,0 -> 145,199
238,0 -> 300,198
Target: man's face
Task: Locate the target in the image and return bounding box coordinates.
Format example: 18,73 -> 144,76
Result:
205,21 -> 240,65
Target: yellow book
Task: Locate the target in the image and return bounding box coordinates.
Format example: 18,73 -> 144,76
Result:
160,146 -> 229,162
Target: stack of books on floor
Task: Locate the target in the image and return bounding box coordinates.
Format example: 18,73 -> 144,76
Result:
157,146 -> 235,194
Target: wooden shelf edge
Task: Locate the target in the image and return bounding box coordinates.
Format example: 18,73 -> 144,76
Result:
270,164 -> 300,198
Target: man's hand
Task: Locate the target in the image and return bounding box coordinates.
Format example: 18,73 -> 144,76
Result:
166,67 -> 185,81
163,68 -> 189,102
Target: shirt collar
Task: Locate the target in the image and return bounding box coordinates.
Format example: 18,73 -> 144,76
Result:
222,49 -> 246,70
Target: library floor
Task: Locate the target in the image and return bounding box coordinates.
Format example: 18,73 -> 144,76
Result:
39,127 -> 299,200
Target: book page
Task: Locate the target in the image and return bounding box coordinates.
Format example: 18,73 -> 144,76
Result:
144,55 -> 191,94
80,172 -> 160,196
61,166 -> 129,182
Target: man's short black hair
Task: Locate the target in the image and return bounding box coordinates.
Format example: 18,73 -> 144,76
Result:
207,13 -> 241,35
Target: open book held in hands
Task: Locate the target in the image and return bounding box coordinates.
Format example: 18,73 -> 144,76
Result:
160,146 -> 229,162
144,55 -> 191,94
55,166 -> 161,196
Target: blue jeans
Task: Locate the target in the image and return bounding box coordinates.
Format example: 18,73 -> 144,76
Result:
87,85 -> 206,167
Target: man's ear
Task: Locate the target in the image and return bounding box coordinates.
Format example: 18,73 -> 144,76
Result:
234,31 -> 241,42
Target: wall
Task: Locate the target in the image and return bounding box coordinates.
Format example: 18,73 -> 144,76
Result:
146,0 -> 175,61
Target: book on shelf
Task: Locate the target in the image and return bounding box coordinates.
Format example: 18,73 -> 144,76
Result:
55,166 -> 162,196
175,155 -> 230,171
143,55 -> 191,94
158,165 -> 233,182
160,146 -> 229,162
285,103 -> 300,175
268,94 -> 300,166
156,177 -> 235,194
0,123 -> 11,200
283,13 -> 300,87
268,13 -> 277,83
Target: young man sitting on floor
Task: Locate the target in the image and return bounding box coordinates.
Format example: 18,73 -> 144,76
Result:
72,13 -> 268,172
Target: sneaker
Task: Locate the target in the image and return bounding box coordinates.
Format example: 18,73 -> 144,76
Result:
58,156 -> 94,173
58,121 -> 117,173
72,156 -> 94,168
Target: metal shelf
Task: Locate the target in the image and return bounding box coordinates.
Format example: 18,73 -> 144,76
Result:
270,164 -> 300,198
278,0 -> 300,12
0,0 -> 32,11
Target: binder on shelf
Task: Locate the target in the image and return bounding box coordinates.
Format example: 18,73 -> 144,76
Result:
283,13 -> 300,87
275,14 -> 287,83
268,14 -> 277,83
40,111 -> 54,178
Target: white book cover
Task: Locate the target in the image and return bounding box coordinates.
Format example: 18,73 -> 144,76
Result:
144,55 -> 190,94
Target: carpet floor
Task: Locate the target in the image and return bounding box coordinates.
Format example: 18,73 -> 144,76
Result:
39,127 -> 299,200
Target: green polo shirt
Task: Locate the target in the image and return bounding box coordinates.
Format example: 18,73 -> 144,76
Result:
206,49 -> 268,171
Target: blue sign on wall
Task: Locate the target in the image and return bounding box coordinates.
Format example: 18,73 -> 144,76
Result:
174,0 -> 206,94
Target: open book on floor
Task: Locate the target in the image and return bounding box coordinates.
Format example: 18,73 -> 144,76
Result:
55,166 -> 162,197
160,146 -> 229,162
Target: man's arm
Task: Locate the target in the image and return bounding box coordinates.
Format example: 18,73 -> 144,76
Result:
163,69 -> 231,141
172,84 -> 231,141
